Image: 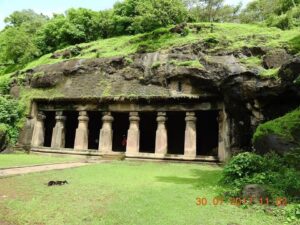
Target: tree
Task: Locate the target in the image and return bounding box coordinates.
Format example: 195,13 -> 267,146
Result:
35,14 -> 85,53
4,9 -> 48,33
112,0 -> 188,34
185,0 -> 241,22
239,0 -> 299,29
66,8 -> 102,41
0,26 -> 40,64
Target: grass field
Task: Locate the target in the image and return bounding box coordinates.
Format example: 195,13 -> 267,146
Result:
0,160 -> 288,225
0,153 -> 78,169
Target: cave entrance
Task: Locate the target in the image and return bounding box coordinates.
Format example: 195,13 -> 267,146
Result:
196,111 -> 219,156
88,112 -> 102,150
139,112 -> 156,153
112,112 -> 129,152
167,112 -> 185,155
64,111 -> 78,149
43,111 -> 55,147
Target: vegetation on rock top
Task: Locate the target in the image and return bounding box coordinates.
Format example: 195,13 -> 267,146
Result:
253,107 -> 300,143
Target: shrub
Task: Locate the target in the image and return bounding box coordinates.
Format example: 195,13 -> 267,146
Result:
222,152 -> 265,184
221,151 -> 300,202
0,96 -> 24,144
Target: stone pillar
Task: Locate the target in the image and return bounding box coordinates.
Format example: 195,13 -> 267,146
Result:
74,111 -> 89,150
184,112 -> 197,160
155,112 -> 168,157
31,112 -> 46,147
126,112 -> 140,156
51,111 -> 66,149
218,108 -> 230,162
99,112 -> 114,153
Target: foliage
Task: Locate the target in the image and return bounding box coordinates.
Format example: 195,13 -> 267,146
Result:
253,107 -> 300,143
222,152 -> 265,184
0,96 -> 25,144
240,0 -> 300,30
186,0 -> 242,22
289,34 -> 300,53
221,151 -> 300,202
0,26 -> 41,64
259,68 -> 279,78
113,0 -> 188,34
0,10 -> 47,65
0,74 -> 11,95
173,60 -> 204,68
34,0 -> 188,54
239,56 -> 262,68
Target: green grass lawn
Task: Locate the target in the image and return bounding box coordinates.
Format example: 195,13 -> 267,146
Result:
0,161 -> 287,225
0,153 -> 78,169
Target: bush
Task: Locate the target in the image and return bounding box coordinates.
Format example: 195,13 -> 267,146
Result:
0,96 -> 24,144
221,151 -> 300,202
222,152 -> 265,184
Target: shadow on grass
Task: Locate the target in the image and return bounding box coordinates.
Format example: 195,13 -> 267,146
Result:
156,169 -> 222,189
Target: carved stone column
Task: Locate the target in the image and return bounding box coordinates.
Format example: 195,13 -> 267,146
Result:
126,112 -> 140,156
99,112 -> 114,153
74,111 -> 89,150
218,109 -> 230,162
51,111 -> 66,149
155,112 -> 168,157
184,112 -> 197,160
31,112 -> 46,147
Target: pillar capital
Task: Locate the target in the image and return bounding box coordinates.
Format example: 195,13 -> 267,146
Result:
129,112 -> 140,122
157,112 -> 167,123
36,112 -> 46,121
185,112 -> 197,122
55,111 -> 66,122
102,112 -> 114,123
78,111 -> 89,122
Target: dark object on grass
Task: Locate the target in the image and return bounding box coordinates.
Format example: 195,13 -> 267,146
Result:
47,180 -> 69,186
242,184 -> 267,203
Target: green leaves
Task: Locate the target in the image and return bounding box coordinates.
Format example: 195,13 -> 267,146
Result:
0,96 -> 24,144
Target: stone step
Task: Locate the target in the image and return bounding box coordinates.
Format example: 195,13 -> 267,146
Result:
101,154 -> 126,160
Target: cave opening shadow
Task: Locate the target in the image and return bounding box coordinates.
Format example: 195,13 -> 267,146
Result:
88,111 -> 102,150
139,112 -> 157,153
64,111 -> 78,149
196,111 -> 219,156
43,111 -> 56,147
112,112 -> 129,152
167,112 -> 185,155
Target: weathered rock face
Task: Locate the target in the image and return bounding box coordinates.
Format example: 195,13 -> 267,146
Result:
10,42 -> 300,152
254,134 -> 299,155
279,57 -> 300,84
263,49 -> 292,69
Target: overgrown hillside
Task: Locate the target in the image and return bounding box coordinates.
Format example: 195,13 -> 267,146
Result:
0,22 -> 300,149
